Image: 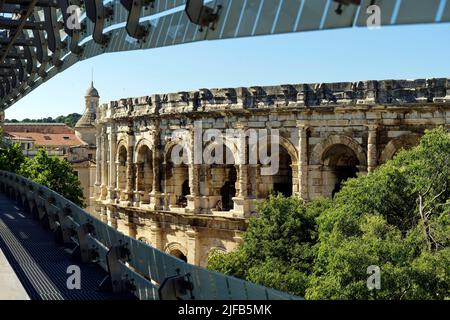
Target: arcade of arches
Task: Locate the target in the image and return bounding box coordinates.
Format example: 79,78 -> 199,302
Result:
93,80 -> 450,266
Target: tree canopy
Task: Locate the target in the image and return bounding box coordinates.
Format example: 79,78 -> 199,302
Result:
208,127 -> 450,300
5,113 -> 82,127
0,143 -> 85,207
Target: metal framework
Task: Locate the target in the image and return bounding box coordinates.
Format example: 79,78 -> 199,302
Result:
0,0 -> 449,109
0,170 -> 300,300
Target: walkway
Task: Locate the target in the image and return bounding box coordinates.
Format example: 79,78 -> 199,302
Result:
0,194 -> 134,300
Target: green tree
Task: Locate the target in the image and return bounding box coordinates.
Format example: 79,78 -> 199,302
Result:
62,113 -> 82,127
0,143 -> 27,173
208,195 -> 332,296
3,113 -> 81,127
208,128 -> 449,300
19,149 -> 85,207
306,127 -> 450,299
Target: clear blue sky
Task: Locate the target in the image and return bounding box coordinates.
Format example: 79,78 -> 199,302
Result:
6,23 -> 450,120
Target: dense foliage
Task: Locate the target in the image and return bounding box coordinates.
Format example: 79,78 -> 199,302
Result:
208,128 -> 450,300
5,113 -> 82,127
0,143 -> 85,207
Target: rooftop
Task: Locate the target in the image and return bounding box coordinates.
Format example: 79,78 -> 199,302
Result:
3,123 -> 84,147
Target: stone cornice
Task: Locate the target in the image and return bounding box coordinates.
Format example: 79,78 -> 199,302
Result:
97,78 -> 450,121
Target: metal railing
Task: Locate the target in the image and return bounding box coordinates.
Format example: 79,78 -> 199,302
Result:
0,170 -> 301,300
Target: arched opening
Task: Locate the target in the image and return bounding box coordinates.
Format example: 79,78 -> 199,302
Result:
178,179 -> 190,207
170,249 -> 188,262
322,144 -> 360,197
164,144 -> 189,209
257,143 -> 295,198
220,165 -> 237,211
379,134 -> 421,164
272,147 -> 293,197
136,145 -> 153,204
204,141 -> 238,212
117,145 -> 127,191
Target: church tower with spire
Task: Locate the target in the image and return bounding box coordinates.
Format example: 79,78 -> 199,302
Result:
75,81 -> 99,145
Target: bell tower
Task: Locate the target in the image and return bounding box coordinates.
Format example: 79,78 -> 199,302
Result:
75,81 -> 99,145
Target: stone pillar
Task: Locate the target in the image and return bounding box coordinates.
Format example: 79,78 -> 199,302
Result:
308,164 -> 323,200
232,232 -> 244,250
94,130 -> 102,195
125,133 -> 135,203
189,165 -> 201,197
106,206 -> 118,229
150,222 -> 163,250
133,162 -> 143,205
107,127 -> 117,202
150,131 -> 162,210
232,130 -> 252,217
367,125 -> 378,173
186,228 -> 200,265
248,164 -> 262,213
126,214 -> 137,238
186,164 -> 201,213
99,206 -> 108,223
100,129 -> 108,200
297,122 -> 309,200
186,128 -> 201,213
251,164 -> 261,198
115,161 -> 122,200
238,164 -> 249,198
200,164 -> 212,213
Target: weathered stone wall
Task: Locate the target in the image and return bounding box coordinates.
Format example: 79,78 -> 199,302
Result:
94,78 -> 450,267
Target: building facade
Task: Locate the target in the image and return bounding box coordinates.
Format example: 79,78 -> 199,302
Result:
94,78 -> 450,266
71,82 -> 100,212
3,123 -> 83,157
1,82 -> 100,211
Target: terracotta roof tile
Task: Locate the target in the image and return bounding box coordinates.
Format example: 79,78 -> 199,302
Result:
4,124 -> 84,146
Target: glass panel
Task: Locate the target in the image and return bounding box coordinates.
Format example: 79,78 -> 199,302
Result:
396,0 -> 441,24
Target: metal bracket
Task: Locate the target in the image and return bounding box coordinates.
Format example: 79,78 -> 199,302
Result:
86,0 -> 113,45
158,272 -> 194,300
120,0 -> 154,40
333,0 -> 361,15
185,0 -> 221,32
76,222 -> 94,262
100,243 -> 130,293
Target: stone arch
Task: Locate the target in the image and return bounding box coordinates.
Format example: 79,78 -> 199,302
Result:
163,138 -> 191,208
116,139 -> 128,159
250,135 -> 298,198
203,138 -> 240,165
203,139 -> 239,212
379,133 -> 421,164
310,135 -> 367,198
249,135 -> 299,165
310,135 -> 366,166
116,143 -> 128,192
135,142 -> 153,204
134,138 -> 153,162
165,242 -> 188,262
164,137 -> 192,164
277,136 -> 299,165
